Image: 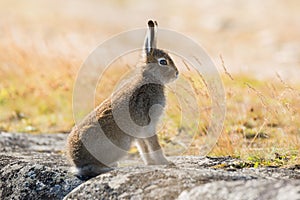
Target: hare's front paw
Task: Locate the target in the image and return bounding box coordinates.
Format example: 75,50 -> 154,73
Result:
151,153 -> 172,166
155,159 -> 175,167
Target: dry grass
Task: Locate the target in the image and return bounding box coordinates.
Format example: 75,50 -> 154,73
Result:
1,40 -> 300,166
0,23 -> 84,132
1,0 -> 300,167
210,74 -> 300,166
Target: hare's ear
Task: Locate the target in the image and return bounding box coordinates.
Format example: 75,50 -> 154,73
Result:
144,20 -> 157,55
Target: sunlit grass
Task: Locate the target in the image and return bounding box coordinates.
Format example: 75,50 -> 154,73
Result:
209,74 -> 300,166
2,43 -> 300,167
0,35 -> 79,133
1,0 -> 300,167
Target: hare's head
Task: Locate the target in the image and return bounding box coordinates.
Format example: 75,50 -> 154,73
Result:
142,20 -> 179,84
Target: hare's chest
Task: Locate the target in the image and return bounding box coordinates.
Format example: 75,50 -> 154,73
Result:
129,84 -> 165,126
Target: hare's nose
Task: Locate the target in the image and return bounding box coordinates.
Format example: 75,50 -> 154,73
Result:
175,71 -> 179,77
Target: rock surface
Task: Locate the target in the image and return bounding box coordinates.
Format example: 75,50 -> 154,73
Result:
65,156 -> 300,200
178,179 -> 300,200
0,132 -> 83,200
1,132 -> 300,200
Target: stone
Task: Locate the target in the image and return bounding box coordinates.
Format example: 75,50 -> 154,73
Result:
1,132 -> 300,200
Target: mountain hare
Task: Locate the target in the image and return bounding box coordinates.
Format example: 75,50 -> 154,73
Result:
67,20 -> 179,179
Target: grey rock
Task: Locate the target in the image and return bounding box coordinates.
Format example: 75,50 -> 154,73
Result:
64,162 -> 257,200
0,132 -> 83,200
177,180 -> 300,200
1,132 -> 300,200
0,131 -> 66,153
64,156 -> 300,200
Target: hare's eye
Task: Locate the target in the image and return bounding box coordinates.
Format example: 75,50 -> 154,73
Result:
158,58 -> 168,66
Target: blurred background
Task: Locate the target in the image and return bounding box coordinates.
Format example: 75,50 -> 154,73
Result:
1,0 -> 300,164
1,0 -> 299,79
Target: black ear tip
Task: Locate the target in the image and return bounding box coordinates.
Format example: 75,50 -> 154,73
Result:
148,20 -> 155,27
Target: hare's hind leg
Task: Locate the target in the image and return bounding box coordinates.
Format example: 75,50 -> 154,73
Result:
136,135 -> 169,165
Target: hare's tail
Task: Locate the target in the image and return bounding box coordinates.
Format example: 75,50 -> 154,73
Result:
70,165 -> 113,180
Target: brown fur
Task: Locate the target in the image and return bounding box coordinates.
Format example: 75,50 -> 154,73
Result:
66,20 -> 179,179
